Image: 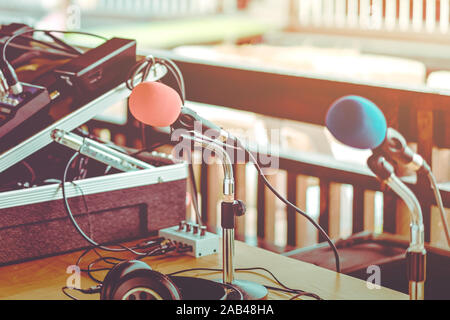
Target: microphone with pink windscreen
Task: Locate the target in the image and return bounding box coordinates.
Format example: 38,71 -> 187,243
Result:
128,81 -> 224,138
129,81 -> 182,127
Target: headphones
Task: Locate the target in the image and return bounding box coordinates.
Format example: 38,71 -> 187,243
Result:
100,260 -> 230,300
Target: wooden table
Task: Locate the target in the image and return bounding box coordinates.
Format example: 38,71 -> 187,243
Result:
0,241 -> 408,300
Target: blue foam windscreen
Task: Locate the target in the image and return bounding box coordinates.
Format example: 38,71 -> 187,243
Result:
325,95 -> 387,149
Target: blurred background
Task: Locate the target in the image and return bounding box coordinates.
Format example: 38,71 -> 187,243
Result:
1,0 -> 448,249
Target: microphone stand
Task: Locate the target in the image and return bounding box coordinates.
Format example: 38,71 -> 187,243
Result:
368,154 -> 426,300
183,133 -> 268,300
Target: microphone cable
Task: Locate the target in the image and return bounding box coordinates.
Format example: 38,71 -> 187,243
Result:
62,241 -> 175,300
238,139 -> 340,273
167,267 -> 322,300
61,151 -> 165,256
185,132 -> 341,272
425,167 -> 450,247
125,55 -> 186,105
2,28 -> 107,64
1,28 -> 107,93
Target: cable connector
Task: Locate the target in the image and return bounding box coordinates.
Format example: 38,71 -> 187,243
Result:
79,284 -> 102,294
64,284 -> 102,295
0,63 -> 22,95
135,237 -> 165,249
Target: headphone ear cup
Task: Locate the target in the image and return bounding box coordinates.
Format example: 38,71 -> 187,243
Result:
101,260 -> 152,300
100,260 -> 181,300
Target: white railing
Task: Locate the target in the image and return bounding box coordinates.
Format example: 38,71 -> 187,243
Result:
0,0 -> 42,11
77,0 -> 238,18
0,0 -> 239,19
292,0 -> 450,35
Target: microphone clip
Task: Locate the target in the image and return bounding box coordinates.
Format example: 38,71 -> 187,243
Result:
373,128 -> 427,173
170,106 -> 228,142
367,153 -> 395,182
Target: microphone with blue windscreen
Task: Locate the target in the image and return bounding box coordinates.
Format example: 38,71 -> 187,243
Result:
325,95 -> 427,172
325,95 -> 387,150
326,95 -> 450,288
326,95 -> 429,299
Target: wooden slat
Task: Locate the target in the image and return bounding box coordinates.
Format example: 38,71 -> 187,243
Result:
234,162 -> 247,239
385,0 -> 397,30
328,183 -> 342,239
188,161 -> 203,223
383,191 -> 398,234
186,172 -> 194,222
430,205 -> 450,247
319,179 -> 330,243
441,0 -> 450,34
296,176 -> 316,247
200,162 -> 209,224
201,160 -> 222,233
416,108 -> 435,242
364,190 -> 376,232
352,185 -> 365,234
286,174 -> 317,248
288,0 -> 300,30
286,172 -> 298,247
256,174 -> 266,239
208,161 -> 222,232
434,110 -> 450,148
396,201 -> 412,237
264,172 -> 278,244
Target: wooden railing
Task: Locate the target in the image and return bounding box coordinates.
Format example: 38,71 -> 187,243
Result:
287,0 -> 450,44
88,52 -> 450,251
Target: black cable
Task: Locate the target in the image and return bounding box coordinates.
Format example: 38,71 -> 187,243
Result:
75,238 -> 174,273
69,243 -> 177,297
425,166 -> 450,247
62,285 -> 102,300
86,259 -> 105,284
220,282 -> 245,300
43,31 -> 84,55
126,55 -> 154,90
289,291 -> 322,300
188,133 -> 341,273
17,160 -> 36,185
2,28 -> 107,64
61,152 -> 160,256
69,180 -> 94,240
235,138 -> 341,273
166,266 -> 322,300
234,267 -> 302,293
125,55 -> 186,106
4,41 -> 77,60
62,286 -> 78,300
264,285 -> 322,300
17,34 -> 80,56
159,58 -> 186,104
